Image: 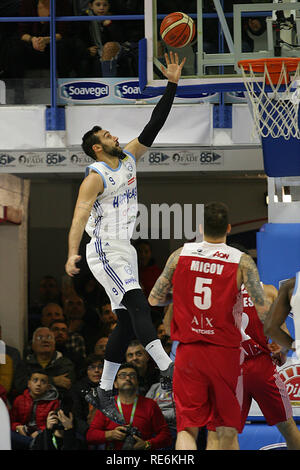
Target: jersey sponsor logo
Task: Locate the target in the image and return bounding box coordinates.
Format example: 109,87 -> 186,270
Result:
212,251 -> 229,260
112,187 -> 137,208
124,277 -> 137,285
190,260 -> 224,275
60,81 -> 109,101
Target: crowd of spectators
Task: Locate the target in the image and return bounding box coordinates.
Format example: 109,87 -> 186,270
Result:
0,239 -> 190,450
0,0 -> 273,84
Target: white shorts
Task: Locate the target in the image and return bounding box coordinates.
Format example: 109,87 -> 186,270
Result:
86,238 -> 141,310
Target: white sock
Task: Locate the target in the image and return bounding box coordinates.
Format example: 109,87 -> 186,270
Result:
145,339 -> 173,371
99,360 -> 121,390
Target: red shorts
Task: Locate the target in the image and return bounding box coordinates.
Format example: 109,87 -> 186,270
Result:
173,342 -> 243,432
241,353 -> 292,430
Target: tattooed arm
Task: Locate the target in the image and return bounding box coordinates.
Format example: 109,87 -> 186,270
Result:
264,278 -> 295,351
65,171 -> 103,277
238,253 -> 272,324
148,248 -> 183,306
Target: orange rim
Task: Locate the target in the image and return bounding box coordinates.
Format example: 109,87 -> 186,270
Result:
238,57 -> 300,85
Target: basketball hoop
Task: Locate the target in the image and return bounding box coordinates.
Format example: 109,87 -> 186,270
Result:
238,58 -> 300,140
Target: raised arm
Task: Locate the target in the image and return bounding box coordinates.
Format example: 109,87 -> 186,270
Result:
148,247 -> 182,307
238,253 -> 272,324
124,52 -> 186,161
264,278 -> 296,351
65,172 -> 103,277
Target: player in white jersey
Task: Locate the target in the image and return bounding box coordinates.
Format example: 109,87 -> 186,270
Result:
265,273 -> 300,358
65,52 -> 186,425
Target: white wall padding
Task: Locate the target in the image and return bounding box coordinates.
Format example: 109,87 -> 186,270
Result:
0,106 -> 46,149
65,104 -> 213,146
232,104 -> 260,145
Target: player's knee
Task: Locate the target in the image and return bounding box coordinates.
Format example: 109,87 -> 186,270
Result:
277,417 -> 298,435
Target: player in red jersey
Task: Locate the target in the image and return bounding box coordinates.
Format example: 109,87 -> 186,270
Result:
207,278 -> 300,450
148,202 -> 271,450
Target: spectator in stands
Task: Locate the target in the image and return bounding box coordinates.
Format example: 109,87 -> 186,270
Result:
10,369 -> 60,450
63,291 -> 99,354
8,0 -> 74,79
31,408 -> 81,450
78,0 -> 140,77
49,320 -> 86,378
242,17 -> 268,52
125,340 -> 159,396
41,303 -> 65,327
146,381 -> 176,447
136,240 -> 162,298
86,362 -> 172,450
71,354 -> 103,442
29,276 -> 63,337
80,300 -> 117,355
94,336 -> 108,361
0,324 -> 21,403
77,0 -> 122,77
0,1 -> 21,78
14,327 -> 75,398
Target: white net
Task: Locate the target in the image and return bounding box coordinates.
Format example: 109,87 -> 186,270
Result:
239,60 -> 300,140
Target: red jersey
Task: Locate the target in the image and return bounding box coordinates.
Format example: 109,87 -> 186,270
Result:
240,285 -> 270,358
171,242 -> 243,347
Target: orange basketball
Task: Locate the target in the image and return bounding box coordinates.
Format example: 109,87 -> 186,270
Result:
160,12 -> 196,48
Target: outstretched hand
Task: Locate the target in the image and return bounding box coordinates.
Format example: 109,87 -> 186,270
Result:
160,51 -> 186,84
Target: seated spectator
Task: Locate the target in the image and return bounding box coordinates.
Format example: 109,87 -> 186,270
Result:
31,408 -> 81,450
0,0 -> 21,79
78,299 -> 116,355
86,362 -> 172,450
136,240 -> 162,298
71,354 -> 103,442
146,381 -> 176,446
242,17 -> 268,52
10,370 -> 60,450
0,323 -> 21,403
63,291 -> 99,354
125,340 -> 159,396
94,336 -> 108,361
78,0 -> 139,77
41,303 -> 65,327
49,320 -> 87,378
29,276 -> 63,337
9,0 -> 74,79
14,327 -> 75,398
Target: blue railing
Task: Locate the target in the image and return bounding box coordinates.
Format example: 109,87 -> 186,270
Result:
0,4 -> 272,130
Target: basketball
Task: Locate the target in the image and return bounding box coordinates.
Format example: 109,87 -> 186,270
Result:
160,12 -> 196,48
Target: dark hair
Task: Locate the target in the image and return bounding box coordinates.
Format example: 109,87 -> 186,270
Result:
204,201 -> 229,238
49,319 -> 68,329
29,369 -> 50,380
127,339 -> 142,349
82,126 -> 102,160
117,362 -> 139,376
86,354 -> 104,368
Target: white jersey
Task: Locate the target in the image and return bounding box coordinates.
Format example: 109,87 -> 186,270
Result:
85,150 -> 137,240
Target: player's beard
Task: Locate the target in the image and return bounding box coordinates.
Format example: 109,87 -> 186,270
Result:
102,142 -> 124,159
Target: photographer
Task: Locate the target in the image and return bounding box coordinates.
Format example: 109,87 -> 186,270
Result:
31,408 -> 81,450
86,363 -> 172,450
